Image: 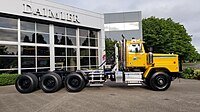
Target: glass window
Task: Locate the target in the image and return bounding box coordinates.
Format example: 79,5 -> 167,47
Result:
21,46 -> 35,56
36,33 -> 49,44
37,57 -> 50,67
37,68 -> 50,72
67,48 -> 76,56
36,23 -> 49,33
0,17 -> 17,29
55,57 -> 66,67
67,67 -> 77,72
67,57 -> 77,66
21,32 -> 35,43
90,38 -> 98,47
55,48 -> 66,56
21,57 -> 35,68
21,69 -> 36,73
54,35 -> 65,45
54,26 -> 65,35
21,21 -> 35,31
89,30 -> 97,38
129,44 -> 141,53
79,29 -> 88,37
80,49 -> 89,56
80,37 -> 89,46
37,47 -> 50,56
90,49 -> 98,56
90,57 -> 98,65
80,57 -> 89,66
67,28 -> 76,36
66,36 -> 76,46
104,22 -> 139,31
0,29 -> 18,42
0,45 -> 18,55
0,57 -> 18,69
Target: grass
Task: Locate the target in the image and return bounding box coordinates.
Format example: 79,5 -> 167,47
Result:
0,74 -> 19,86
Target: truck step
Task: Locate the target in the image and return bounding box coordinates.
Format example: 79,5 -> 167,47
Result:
89,83 -> 104,87
127,83 -> 143,86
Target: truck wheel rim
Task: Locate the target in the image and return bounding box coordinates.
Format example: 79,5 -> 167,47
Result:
155,76 -> 167,88
69,77 -> 80,88
19,77 -> 31,89
43,77 -> 56,89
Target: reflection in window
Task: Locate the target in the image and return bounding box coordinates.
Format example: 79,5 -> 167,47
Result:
55,48 -> 66,56
80,49 -> 89,56
21,69 -> 36,73
55,57 -> 66,67
0,45 -> 18,55
90,38 -> 98,47
67,67 -> 77,72
90,49 -> 98,56
21,46 -> 35,55
37,33 -> 49,44
89,30 -> 97,38
54,26 -> 65,35
21,57 -> 35,68
37,47 -> 50,56
67,28 -> 76,36
129,44 -> 141,53
80,57 -> 89,66
67,57 -> 77,66
54,35 -> 65,45
104,22 -> 139,31
37,57 -> 50,67
36,23 -> 49,33
0,17 -> 17,29
0,57 -> 18,69
21,32 -> 35,43
79,29 -> 88,37
21,21 -> 35,31
80,38 -> 89,46
90,57 -> 98,65
66,36 -> 76,46
0,29 -> 18,42
67,48 -> 76,56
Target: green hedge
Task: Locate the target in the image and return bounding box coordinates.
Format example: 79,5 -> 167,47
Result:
182,68 -> 200,80
0,74 -> 19,86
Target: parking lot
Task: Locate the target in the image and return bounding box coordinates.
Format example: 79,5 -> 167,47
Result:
0,79 -> 200,112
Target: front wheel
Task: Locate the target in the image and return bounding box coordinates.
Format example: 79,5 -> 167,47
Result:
149,72 -> 171,91
64,73 -> 85,92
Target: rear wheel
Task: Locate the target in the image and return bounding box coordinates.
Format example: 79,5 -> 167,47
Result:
64,73 -> 85,92
15,73 -> 38,93
150,72 -> 171,91
40,73 -> 62,93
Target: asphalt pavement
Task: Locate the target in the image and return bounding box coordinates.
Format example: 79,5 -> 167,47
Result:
0,79 -> 200,112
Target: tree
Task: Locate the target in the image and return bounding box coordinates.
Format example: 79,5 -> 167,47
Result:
142,17 -> 199,61
105,38 -> 117,64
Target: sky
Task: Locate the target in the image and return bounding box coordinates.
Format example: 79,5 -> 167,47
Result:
50,0 -> 200,53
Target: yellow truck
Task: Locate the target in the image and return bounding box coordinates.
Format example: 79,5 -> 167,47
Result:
15,38 -> 181,93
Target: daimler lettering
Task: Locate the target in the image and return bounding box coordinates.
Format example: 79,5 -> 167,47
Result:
23,4 -> 80,23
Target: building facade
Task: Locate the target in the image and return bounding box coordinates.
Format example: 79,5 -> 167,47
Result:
0,0 -> 105,74
104,11 -> 142,40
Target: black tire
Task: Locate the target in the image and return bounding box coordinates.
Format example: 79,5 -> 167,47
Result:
64,73 -> 85,92
15,73 -> 38,93
149,72 -> 171,91
40,73 -> 62,93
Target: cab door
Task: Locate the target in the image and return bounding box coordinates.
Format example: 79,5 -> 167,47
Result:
126,43 -> 146,67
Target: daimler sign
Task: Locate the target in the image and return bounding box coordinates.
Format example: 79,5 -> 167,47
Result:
23,4 -> 80,23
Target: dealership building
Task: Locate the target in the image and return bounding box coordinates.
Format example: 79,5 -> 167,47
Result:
0,0 -> 105,74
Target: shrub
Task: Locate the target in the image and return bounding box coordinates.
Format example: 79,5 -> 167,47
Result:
182,68 -> 200,80
0,74 -> 19,86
